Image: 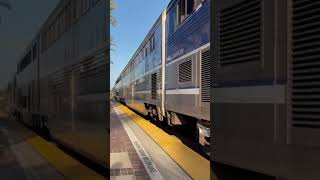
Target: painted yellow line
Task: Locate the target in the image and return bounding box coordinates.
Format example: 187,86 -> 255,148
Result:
27,136 -> 105,180
116,103 -> 210,180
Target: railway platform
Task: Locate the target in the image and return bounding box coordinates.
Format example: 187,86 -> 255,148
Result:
0,98 -> 105,180
110,101 -> 210,180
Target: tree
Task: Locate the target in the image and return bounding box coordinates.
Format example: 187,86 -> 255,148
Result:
110,0 -> 117,64
110,0 -> 117,27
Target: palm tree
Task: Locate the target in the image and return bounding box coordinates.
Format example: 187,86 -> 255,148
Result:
110,0 -> 117,64
110,0 -> 117,27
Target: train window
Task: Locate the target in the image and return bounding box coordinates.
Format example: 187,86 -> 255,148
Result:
146,41 -> 151,55
32,43 -> 38,60
167,0 -> 202,37
167,0 -> 178,36
65,2 -> 72,31
146,46 -> 148,57
194,0 -> 203,11
41,31 -> 47,52
47,27 -> 51,46
92,0 -> 101,6
56,14 -> 61,38
178,0 -> 186,23
134,57 -> 139,67
177,0 -> 194,25
51,23 -> 54,43
19,51 -> 32,72
56,17 -> 60,39
51,23 -> 55,43
46,30 -> 49,50
142,46 -> 146,58
61,11 -> 66,35
73,0 -> 81,23
154,34 -> 157,50
150,35 -> 155,51
81,0 -> 90,15
138,51 -> 142,62
54,20 -> 58,41
150,37 -> 153,52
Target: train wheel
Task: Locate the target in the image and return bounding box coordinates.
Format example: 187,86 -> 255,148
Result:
196,120 -> 210,156
151,107 -> 158,121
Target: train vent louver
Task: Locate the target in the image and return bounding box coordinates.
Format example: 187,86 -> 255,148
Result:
219,0 -> 262,66
291,0 -> 320,129
179,60 -> 192,82
201,49 -> 210,103
151,73 -> 157,99
79,54 -> 105,79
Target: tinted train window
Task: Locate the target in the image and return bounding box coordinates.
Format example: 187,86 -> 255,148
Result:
19,51 -> 32,72
81,0 -> 90,15
73,0 -> 81,22
178,0 -> 195,24
178,0 -> 186,23
32,43 -> 38,60
167,0 -> 177,37
194,0 -> 203,10
167,0 -> 203,37
150,35 -> 155,51
65,3 -> 72,31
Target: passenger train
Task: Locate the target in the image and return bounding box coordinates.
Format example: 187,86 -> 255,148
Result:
212,0 -> 320,179
113,0 -> 210,148
9,0 -> 108,168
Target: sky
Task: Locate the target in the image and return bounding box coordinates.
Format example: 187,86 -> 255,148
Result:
0,0 -> 59,89
110,0 -> 170,88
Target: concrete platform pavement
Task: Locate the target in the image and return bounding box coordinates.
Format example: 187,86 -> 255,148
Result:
110,102 -> 192,180
0,98 -> 105,180
0,110 -> 66,179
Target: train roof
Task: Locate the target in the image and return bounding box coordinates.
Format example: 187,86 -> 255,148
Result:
115,9 -> 165,83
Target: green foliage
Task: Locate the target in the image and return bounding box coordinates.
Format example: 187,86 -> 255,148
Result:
110,0 -> 117,27
110,0 -> 117,64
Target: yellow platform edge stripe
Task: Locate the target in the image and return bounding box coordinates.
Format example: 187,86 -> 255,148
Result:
27,136 -> 105,180
116,103 -> 210,180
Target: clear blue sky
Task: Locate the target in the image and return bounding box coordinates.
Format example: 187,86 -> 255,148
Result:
110,0 -> 170,88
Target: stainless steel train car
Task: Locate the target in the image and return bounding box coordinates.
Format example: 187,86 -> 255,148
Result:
212,0 -> 320,179
113,0 -> 210,148
10,0 -> 108,168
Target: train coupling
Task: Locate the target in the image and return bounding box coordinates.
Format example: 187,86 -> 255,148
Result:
197,121 -> 210,146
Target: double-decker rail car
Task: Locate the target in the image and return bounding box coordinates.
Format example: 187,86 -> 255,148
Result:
212,0 -> 320,179
113,0 -> 210,148
11,0 -> 108,168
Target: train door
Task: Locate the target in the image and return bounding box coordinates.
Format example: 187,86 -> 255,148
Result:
161,10 -> 166,117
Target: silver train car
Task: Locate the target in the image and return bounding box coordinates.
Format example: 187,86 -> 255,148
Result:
113,0 -> 210,147
10,0 -> 108,168
212,0 -> 320,179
